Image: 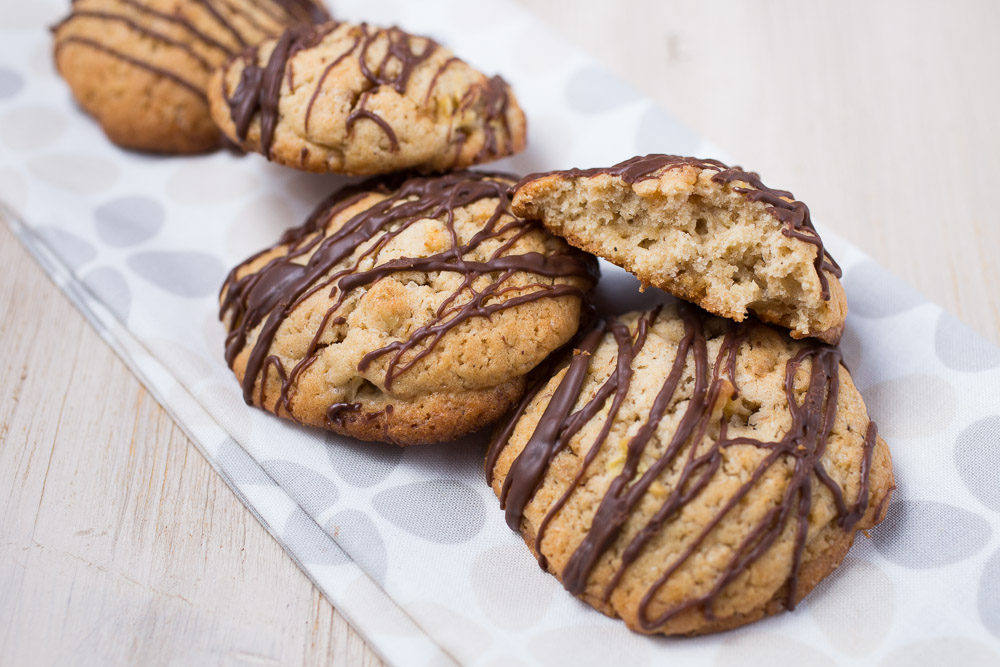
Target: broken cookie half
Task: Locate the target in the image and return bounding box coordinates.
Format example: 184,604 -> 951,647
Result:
511,154 -> 846,343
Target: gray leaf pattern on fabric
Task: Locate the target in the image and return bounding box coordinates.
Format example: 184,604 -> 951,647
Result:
874,500 -> 992,568
324,510 -> 387,584
861,374 -> 956,439
0,67 -> 24,99
954,416 -> 1000,513
81,266 -> 131,323
261,460 -> 339,517
879,636 -> 1000,667
842,261 -> 925,318
126,251 -> 224,298
372,479 -> 486,544
714,633 -> 836,667
528,624 -> 652,667
471,543 -> 555,629
283,507 -> 351,567
325,434 -> 403,488
806,558 -> 894,656
979,550 -> 1000,640
36,226 -> 96,271
94,196 -> 165,247
216,437 -> 276,487
935,313 -> 1000,372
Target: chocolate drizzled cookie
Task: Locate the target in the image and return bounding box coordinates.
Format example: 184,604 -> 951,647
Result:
512,155 -> 848,343
487,304 -> 893,635
220,171 -> 598,445
208,21 -> 527,174
52,0 -> 330,153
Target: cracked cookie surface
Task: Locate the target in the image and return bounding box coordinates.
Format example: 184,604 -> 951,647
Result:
487,304 -> 893,635
220,171 -> 598,445
53,0 -> 329,153
208,21 -> 527,174
512,155 -> 847,343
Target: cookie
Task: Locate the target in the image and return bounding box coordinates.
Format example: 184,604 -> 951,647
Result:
220,171 -> 598,445
487,304 -> 893,635
52,0 -> 330,153
207,21 -> 527,174
511,155 -> 847,343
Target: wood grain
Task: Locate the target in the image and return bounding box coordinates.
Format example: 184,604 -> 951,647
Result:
0,220 -> 383,666
2,1 -> 998,664
520,0 -> 1000,345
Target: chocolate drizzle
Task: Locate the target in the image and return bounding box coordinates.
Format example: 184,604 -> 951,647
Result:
517,154 -> 842,299
358,25 -> 437,94
220,171 -> 598,421
344,24 -> 438,151
224,21 -> 518,167
228,24 -> 321,157
229,22 -> 436,157
55,35 -> 209,102
473,76 -> 515,162
270,0 -> 330,24
54,0 -> 330,115
487,306 -> 878,630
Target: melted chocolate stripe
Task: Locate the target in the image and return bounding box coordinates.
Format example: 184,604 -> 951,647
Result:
305,31 -> 361,132
532,314 -> 654,570
599,325 -> 744,601
55,36 -> 207,101
358,25 -> 437,94
345,91 -> 399,150
365,281 -> 587,390
258,27 -> 297,156
59,10 -> 214,71
193,0 -> 249,48
228,26 -> 313,157
499,324 -> 607,530
113,0 -> 236,56
561,307 -> 708,595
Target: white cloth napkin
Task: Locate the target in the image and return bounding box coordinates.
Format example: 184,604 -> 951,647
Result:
3,0 -> 1000,664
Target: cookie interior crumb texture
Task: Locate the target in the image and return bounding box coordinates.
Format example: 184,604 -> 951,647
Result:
487,305 -> 893,636
52,0 -> 330,153
511,155 -> 847,343
208,21 -> 527,174
220,172 -> 598,446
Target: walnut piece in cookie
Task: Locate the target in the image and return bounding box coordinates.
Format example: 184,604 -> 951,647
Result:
511,155 -> 847,343
220,171 -> 598,446
52,0 -> 330,154
487,304 -> 893,636
208,21 -> 527,174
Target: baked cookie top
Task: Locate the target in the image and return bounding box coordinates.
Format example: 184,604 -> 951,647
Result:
208,21 -> 527,174
511,155 -> 847,343
487,304 -> 893,635
220,171 -> 598,445
52,0 -> 330,153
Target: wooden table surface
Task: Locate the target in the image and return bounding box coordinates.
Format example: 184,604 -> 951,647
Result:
3,1 -> 998,664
